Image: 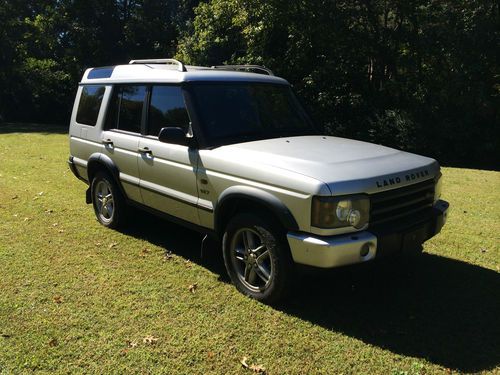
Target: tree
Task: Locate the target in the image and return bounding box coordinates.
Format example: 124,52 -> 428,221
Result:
0,0 -> 192,123
177,0 -> 499,168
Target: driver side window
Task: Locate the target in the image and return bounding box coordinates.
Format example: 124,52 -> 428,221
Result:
148,86 -> 190,137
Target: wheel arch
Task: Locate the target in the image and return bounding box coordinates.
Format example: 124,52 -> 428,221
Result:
214,186 -> 299,236
86,153 -> 126,203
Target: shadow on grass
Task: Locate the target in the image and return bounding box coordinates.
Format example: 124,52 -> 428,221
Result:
286,256 -> 500,373
119,209 -> 227,278
119,209 -> 500,373
0,123 -> 67,134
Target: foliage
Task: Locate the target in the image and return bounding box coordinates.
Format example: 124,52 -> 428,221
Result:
177,0 -> 499,168
0,0 -> 498,168
0,0 -> 189,123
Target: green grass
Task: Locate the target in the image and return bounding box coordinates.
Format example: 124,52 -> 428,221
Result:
0,124 -> 499,374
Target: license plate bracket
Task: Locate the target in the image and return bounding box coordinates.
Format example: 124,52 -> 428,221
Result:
402,225 -> 429,253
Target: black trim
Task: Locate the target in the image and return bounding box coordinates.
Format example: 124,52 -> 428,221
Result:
141,85 -> 151,135
214,187 -> 299,234
67,156 -> 88,184
86,153 -> 128,200
127,199 -> 217,238
197,205 -> 214,213
123,177 -> 214,213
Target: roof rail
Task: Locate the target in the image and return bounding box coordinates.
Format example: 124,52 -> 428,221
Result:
129,58 -> 187,72
210,65 -> 274,76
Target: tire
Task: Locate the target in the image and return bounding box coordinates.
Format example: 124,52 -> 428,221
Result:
91,171 -> 127,228
222,213 -> 294,304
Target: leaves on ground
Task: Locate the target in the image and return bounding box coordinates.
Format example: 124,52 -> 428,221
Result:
188,283 -> 198,293
53,295 -> 63,304
142,335 -> 159,345
126,340 -> 138,348
241,357 -> 266,374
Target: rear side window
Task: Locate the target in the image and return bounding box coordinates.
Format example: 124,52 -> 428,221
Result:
148,86 -> 190,136
76,85 -> 105,126
105,85 -> 147,133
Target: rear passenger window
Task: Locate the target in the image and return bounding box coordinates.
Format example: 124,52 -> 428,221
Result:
76,85 -> 105,126
106,85 -> 147,133
148,86 -> 190,136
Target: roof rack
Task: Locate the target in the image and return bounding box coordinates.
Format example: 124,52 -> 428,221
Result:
210,65 -> 274,76
129,58 -> 187,72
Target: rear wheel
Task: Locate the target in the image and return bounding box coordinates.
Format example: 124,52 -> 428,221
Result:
222,213 -> 293,304
91,171 -> 127,228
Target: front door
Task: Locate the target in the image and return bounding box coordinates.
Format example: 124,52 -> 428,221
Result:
137,85 -> 200,224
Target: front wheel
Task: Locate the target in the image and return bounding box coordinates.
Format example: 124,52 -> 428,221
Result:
222,213 -> 293,304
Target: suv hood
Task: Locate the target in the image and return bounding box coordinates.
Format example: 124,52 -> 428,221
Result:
215,135 -> 439,195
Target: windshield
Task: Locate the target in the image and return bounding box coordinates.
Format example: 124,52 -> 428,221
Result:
190,83 -> 316,146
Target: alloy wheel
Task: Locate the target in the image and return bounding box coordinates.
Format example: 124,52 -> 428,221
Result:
230,228 -> 274,292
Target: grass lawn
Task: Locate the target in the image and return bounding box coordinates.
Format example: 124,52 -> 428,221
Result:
0,124 -> 499,374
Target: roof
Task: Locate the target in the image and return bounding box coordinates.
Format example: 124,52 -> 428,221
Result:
80,62 -> 289,85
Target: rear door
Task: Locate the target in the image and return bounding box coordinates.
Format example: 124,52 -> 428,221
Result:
137,85 -> 200,224
100,85 -> 147,203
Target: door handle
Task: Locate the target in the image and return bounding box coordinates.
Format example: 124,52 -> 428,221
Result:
102,139 -> 114,146
138,147 -> 152,155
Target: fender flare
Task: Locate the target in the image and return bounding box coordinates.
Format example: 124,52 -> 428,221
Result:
214,185 -> 299,234
86,153 -> 126,202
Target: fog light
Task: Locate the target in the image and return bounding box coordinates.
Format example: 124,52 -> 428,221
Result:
360,243 -> 370,257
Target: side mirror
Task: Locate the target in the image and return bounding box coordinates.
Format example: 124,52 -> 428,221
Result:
158,127 -> 189,146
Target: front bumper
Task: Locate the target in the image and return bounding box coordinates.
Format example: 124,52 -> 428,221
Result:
287,200 -> 449,268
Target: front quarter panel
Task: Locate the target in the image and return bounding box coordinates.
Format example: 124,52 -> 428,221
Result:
197,149 -> 329,232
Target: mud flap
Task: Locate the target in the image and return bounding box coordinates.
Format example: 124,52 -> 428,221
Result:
85,187 -> 92,204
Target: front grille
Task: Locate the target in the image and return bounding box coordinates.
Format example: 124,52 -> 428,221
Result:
369,179 -> 435,228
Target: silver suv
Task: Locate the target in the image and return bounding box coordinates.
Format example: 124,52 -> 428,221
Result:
68,58 -> 449,303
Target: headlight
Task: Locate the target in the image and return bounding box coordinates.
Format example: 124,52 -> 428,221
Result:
312,195 -> 370,229
434,172 -> 443,202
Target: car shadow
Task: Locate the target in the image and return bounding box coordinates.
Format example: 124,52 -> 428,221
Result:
118,209 -> 500,373
119,208 -> 227,279
285,255 -> 500,373
0,123 -> 67,134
